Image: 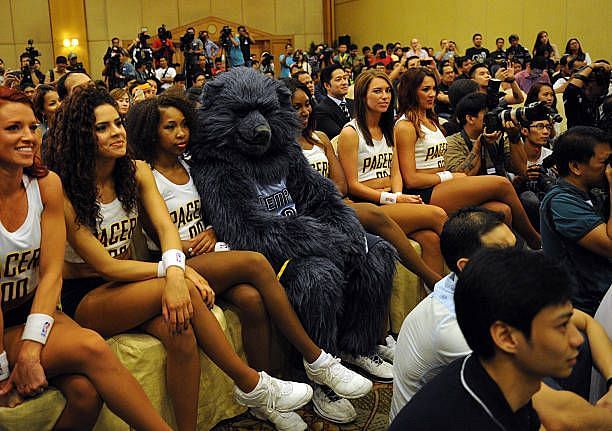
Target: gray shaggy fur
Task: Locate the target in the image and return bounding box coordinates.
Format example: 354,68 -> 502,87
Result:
189,68 -> 396,356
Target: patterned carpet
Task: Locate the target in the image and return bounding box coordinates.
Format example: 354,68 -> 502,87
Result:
212,382 -> 393,430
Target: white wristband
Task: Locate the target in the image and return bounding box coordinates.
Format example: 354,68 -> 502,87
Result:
162,249 -> 186,272
157,261 -> 165,278
214,242 -> 230,252
379,191 -> 397,205
21,313 -> 54,345
205,225 -> 213,231
436,171 -> 453,183
0,351 -> 9,381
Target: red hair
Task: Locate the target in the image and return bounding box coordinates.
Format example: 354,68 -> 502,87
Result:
0,87 -> 48,177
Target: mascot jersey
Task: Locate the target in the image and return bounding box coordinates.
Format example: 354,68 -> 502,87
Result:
0,175 -> 42,310
146,160 -> 206,251
255,179 -> 297,217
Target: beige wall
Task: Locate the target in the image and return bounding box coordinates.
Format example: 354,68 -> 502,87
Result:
335,0 -> 611,62
0,0 -> 54,73
85,0 -> 325,79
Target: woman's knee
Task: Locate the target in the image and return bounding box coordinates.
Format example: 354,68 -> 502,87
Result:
60,376 -> 103,418
410,229 -> 441,249
70,329 -> 115,366
427,205 -> 448,233
230,285 -> 267,322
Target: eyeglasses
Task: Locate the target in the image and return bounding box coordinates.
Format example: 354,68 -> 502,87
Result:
529,124 -> 553,131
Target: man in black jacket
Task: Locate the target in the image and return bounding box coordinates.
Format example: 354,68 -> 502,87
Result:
313,64 -> 354,139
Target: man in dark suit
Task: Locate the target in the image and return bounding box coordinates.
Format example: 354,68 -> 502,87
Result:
314,64 -> 354,139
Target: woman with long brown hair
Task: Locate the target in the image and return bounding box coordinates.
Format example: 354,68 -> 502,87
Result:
337,70 -> 448,276
394,67 -> 541,249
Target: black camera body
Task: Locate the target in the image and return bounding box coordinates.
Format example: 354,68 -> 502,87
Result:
219,26 -> 232,49
261,52 -> 274,65
158,24 -> 172,41
23,39 -> 40,67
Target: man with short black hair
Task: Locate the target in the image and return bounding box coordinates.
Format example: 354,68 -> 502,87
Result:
435,63 -> 455,119
48,55 -> 68,85
489,37 -> 507,65
390,208 -> 612,429
313,64 -> 353,139
469,62 -> 523,105
391,247 -> 584,430
564,61 -> 611,128
541,127 -> 612,315
237,25 -> 255,67
444,92 -> 525,177
465,33 -> 489,64
456,56 -> 473,80
506,34 -> 531,67
295,70 -> 316,101
279,43 -> 295,78
515,56 -> 551,93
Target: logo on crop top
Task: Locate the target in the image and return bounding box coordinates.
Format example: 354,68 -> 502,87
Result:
97,216 -> 138,257
424,143 -> 447,162
1,247 -> 41,304
362,152 -> 393,178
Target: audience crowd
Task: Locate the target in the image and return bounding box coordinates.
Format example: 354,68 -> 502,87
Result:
0,22 -> 611,431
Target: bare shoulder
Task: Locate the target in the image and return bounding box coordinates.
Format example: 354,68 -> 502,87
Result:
37,171 -> 63,204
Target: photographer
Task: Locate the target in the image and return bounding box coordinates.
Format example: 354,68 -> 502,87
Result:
129,30 -> 154,75
151,25 -> 175,68
187,54 -> 208,88
445,92 -> 526,178
103,37 -> 124,89
279,43 -> 295,78
259,51 -> 275,75
218,26 -> 243,68
66,53 -> 86,73
238,26 -> 255,67
564,61 -> 611,128
470,62 -> 523,107
514,116 -> 557,231
180,27 -> 203,87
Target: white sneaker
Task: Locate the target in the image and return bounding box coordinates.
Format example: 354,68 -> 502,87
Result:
341,353 -> 394,382
233,371 -> 313,412
312,386 -> 357,424
376,335 -> 397,364
303,352 -> 372,399
251,407 -> 307,431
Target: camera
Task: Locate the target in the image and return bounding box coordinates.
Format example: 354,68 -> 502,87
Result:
219,26 -> 232,49
158,24 -> 171,41
484,101 -> 556,133
261,52 -> 274,65
24,39 -> 40,66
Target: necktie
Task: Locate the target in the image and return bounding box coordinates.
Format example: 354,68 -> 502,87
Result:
339,100 -> 350,121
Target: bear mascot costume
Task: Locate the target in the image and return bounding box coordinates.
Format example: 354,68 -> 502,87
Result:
189,68 -> 396,362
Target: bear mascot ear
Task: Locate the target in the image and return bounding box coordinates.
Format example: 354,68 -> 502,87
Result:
200,78 -> 225,111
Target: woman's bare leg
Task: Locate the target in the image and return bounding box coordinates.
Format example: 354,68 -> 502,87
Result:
187,252 -> 322,364
223,284 -> 272,371
73,278 -> 260,394
350,202 -> 443,288
51,375 -> 102,431
141,316 -> 199,431
429,176 -> 541,249
3,314 -> 171,431
481,201 -> 512,225
377,203 -> 447,275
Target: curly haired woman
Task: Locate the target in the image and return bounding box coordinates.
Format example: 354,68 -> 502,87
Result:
45,86 -> 313,431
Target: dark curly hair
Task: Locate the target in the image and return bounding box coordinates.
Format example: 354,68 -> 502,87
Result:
0,86 -> 48,178
32,84 -> 57,122
46,86 -> 136,232
126,94 -> 197,164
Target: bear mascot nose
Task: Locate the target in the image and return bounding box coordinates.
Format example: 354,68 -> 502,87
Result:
240,110 -> 272,147
253,124 -> 272,145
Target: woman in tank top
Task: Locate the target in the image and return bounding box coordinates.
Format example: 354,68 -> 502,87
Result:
0,87 -> 171,430
336,70 -> 448,277
288,79 -> 442,289
45,87 -> 314,431
394,67 -> 541,250
127,94 -> 371,428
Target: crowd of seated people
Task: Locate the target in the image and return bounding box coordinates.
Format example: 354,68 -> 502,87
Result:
0,24 -> 610,431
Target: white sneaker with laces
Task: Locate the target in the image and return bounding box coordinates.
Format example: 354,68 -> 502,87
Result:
312,385 -> 357,424
233,371 -> 313,412
303,352 -> 372,399
376,335 -> 397,364
250,407 -> 307,431
341,353 -> 393,382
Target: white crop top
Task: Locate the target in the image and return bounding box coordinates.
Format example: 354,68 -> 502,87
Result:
344,119 -> 393,182
147,160 -> 205,250
64,198 -> 138,263
302,133 -> 330,178
0,176 -> 43,310
397,115 -> 447,169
